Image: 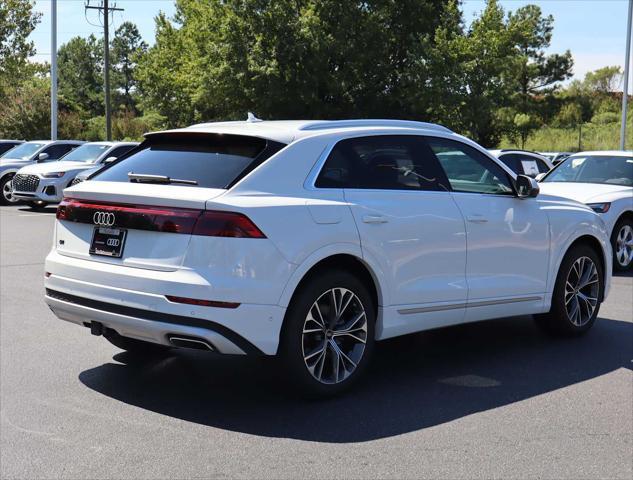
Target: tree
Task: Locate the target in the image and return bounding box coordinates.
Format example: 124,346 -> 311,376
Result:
431,0 -> 515,146
556,102 -> 584,150
0,0 -> 42,98
111,21 -> 147,113
136,0 -> 461,126
584,66 -> 622,94
57,35 -> 104,116
0,77 -> 50,139
507,5 -> 573,114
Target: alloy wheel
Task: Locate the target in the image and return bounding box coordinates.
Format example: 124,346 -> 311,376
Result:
302,287 -> 368,385
564,256 -> 600,327
615,224 -> 633,268
2,179 -> 18,203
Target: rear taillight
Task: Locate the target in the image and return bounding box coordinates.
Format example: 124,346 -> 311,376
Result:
192,211 -> 266,238
57,198 -> 265,238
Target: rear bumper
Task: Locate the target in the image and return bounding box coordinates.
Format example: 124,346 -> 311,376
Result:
44,270 -> 286,355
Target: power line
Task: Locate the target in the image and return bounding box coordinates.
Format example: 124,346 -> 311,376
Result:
85,0 -> 124,141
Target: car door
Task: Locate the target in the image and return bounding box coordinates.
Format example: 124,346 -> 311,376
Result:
427,137 -> 549,321
315,134 -> 468,339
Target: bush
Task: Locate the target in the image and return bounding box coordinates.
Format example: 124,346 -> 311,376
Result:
591,111 -> 620,125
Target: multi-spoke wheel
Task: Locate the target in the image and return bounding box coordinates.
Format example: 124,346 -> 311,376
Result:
564,256 -> 599,327
612,219 -> 633,271
535,244 -> 603,336
0,175 -> 19,205
281,270 -> 375,396
302,288 -> 368,384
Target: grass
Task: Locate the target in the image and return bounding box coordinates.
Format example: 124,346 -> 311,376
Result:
499,121 -> 633,152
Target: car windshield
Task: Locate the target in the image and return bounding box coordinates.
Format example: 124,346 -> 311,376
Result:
1,143 -> 45,160
60,144 -> 110,163
543,155 -> 633,186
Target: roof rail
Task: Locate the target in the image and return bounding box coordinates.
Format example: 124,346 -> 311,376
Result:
299,119 -> 452,133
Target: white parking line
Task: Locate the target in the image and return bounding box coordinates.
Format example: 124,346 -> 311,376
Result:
17,213 -> 53,217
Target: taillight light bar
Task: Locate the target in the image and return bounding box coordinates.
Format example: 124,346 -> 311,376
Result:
56,198 -> 266,238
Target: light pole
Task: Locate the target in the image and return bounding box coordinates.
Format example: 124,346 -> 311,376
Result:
620,0 -> 632,150
51,0 -> 58,140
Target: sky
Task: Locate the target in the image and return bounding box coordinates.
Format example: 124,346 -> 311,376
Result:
28,0 -> 632,90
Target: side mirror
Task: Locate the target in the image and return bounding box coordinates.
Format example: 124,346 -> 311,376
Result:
103,156 -> 117,164
535,173 -> 546,182
516,174 -> 540,198
37,152 -> 50,162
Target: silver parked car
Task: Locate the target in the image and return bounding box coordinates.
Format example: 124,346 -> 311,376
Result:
0,140 -> 84,205
12,142 -> 138,208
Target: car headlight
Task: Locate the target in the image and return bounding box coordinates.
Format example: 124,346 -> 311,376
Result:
42,171 -> 65,178
587,202 -> 611,213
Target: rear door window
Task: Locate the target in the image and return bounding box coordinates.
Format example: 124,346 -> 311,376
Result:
315,135 -> 450,191
94,134 -> 284,189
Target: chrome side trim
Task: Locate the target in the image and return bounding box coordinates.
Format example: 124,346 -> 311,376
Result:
398,296 -> 542,315
398,303 -> 466,315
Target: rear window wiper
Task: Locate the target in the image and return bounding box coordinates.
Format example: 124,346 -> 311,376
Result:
127,172 -> 198,186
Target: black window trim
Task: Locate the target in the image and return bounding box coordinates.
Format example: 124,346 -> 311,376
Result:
310,133 -> 454,193
426,135 -> 519,197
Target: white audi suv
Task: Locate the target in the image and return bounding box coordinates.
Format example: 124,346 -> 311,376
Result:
44,120 -> 612,395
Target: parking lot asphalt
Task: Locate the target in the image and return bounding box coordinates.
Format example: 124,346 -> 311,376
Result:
0,204 -> 631,480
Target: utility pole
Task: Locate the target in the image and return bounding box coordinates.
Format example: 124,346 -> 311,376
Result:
85,0 -> 123,141
620,0 -> 632,150
51,0 -> 57,140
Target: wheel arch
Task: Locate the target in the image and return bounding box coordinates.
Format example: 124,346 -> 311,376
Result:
562,234 -> 609,301
278,246 -> 386,311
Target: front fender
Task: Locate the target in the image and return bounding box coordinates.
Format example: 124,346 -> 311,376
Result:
545,202 -> 612,301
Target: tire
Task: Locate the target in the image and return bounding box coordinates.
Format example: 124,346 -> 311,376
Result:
279,269 -> 375,397
535,244 -> 603,336
27,200 -> 48,209
0,174 -> 19,206
611,217 -> 633,271
104,330 -> 171,354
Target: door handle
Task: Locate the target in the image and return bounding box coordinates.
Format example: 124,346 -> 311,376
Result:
362,215 -> 388,224
466,215 -> 488,224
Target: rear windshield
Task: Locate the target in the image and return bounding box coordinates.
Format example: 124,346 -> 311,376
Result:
93,134 -> 282,188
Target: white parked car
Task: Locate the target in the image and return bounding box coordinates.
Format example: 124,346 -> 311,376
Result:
0,140 -> 84,205
45,120 -> 612,395
539,151 -> 633,271
540,152 -> 573,165
489,149 -> 553,178
12,141 -> 138,208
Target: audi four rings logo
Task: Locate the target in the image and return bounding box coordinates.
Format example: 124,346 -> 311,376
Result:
106,238 -> 120,247
93,211 -> 116,226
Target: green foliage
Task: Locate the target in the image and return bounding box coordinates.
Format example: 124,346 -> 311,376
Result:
0,0 -> 41,99
58,35 -> 104,115
584,66 -> 622,94
136,0 -> 460,127
0,77 -> 50,139
591,111 -> 620,125
111,22 -> 148,112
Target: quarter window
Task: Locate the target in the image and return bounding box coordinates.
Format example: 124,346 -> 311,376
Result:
315,135 -> 450,191
428,138 -> 514,195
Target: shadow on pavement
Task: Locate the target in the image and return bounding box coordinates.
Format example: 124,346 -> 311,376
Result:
79,315 -> 632,443
17,206 -> 57,214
